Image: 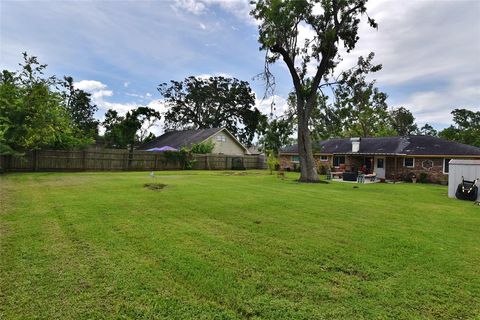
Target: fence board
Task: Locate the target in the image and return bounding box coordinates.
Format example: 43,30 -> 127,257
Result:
0,149 -> 266,172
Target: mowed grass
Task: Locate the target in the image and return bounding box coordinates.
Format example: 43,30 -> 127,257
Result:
1,171 -> 479,319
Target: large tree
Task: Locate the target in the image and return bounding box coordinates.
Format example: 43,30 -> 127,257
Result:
251,0 -> 377,182
259,117 -> 295,155
439,108 -> 480,147
158,76 -> 266,146
419,123 -> 437,136
103,107 -> 161,150
0,53 -> 90,153
334,54 -> 389,137
63,76 -> 99,140
388,107 -> 418,136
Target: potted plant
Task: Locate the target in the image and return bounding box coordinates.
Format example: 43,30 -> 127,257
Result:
411,173 -> 417,184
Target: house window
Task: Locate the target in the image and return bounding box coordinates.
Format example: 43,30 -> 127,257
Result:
443,158 -> 451,174
404,157 -> 415,168
320,155 -> 328,161
216,135 -> 226,142
292,156 -> 300,162
333,156 -> 346,167
377,158 -> 384,169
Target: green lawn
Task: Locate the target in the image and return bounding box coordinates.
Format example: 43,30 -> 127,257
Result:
1,171 -> 479,319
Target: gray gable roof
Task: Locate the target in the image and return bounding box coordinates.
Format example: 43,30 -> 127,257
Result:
281,136 -> 480,156
138,128 -> 223,150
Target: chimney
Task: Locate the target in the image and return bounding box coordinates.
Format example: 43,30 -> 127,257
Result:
351,137 -> 361,153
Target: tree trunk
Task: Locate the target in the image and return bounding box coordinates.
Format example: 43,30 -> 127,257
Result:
297,107 -> 319,182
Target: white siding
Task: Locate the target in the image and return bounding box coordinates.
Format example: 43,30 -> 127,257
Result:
208,131 -> 246,155
448,159 -> 480,200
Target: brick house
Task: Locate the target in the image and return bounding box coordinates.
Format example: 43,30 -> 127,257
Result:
279,136 -> 480,183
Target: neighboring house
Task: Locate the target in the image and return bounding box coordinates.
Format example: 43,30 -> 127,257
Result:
247,146 -> 264,155
138,128 -> 249,155
279,136 -> 480,183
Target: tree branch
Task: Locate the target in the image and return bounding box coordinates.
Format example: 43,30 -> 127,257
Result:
270,44 -> 302,97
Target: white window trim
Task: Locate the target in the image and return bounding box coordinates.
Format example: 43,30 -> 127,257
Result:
320,155 -> 328,161
443,158 -> 451,174
403,157 -> 415,168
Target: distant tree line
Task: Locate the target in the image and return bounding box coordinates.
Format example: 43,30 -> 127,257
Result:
1,53 -> 478,157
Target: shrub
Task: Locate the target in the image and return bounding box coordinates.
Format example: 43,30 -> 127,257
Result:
266,151 -> 279,175
318,164 -> 328,175
163,148 -> 196,170
190,141 -> 215,154
418,172 -> 429,183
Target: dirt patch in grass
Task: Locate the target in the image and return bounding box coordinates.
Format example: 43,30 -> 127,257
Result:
219,171 -> 263,176
144,183 -> 167,190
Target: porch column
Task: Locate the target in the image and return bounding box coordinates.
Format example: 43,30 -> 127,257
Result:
394,156 -> 397,184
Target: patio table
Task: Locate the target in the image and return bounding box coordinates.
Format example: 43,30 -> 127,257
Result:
331,172 -> 344,179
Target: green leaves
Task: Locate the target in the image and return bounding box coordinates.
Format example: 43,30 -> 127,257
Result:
333,53 -> 389,137
0,54 -> 92,153
102,107 -> 161,149
190,141 -> 215,154
439,109 -> 480,147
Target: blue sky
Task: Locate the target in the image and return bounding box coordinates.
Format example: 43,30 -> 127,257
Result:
1,0 -> 479,134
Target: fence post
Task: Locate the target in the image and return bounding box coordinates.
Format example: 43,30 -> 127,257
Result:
123,152 -> 128,171
33,150 -> 38,171
82,150 -> 87,171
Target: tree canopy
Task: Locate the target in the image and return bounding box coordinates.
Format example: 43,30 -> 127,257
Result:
102,107 -> 161,150
63,76 -> 99,140
158,76 -> 266,146
388,107 -> 418,136
258,117 -> 295,155
334,53 -> 389,137
0,53 -> 92,154
439,108 -> 480,147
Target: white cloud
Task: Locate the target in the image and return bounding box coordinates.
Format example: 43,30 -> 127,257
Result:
172,0 -> 255,25
196,72 -> 233,79
123,82 -> 130,88
199,22 -> 207,30
92,90 -> 113,101
74,80 -> 107,91
172,0 -> 206,15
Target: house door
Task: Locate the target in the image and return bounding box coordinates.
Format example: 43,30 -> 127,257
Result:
375,157 -> 386,179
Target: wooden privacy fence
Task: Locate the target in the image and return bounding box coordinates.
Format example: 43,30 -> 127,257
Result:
0,149 -> 266,172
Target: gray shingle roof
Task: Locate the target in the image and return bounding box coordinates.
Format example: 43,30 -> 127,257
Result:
138,128 -> 223,150
281,136 -> 480,156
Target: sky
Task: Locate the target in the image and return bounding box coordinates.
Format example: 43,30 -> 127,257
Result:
1,0 -> 479,135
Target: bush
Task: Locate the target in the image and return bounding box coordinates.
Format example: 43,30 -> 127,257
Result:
318,164 -> 328,175
163,148 -> 196,170
190,141 -> 215,154
266,152 -> 279,175
418,172 -> 429,183
405,172 -> 416,182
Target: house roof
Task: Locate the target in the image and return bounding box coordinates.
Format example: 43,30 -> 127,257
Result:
281,136 -> 480,156
138,127 -> 248,151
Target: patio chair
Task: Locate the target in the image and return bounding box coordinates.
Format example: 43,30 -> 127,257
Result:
357,173 -> 365,183
326,170 -> 332,180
